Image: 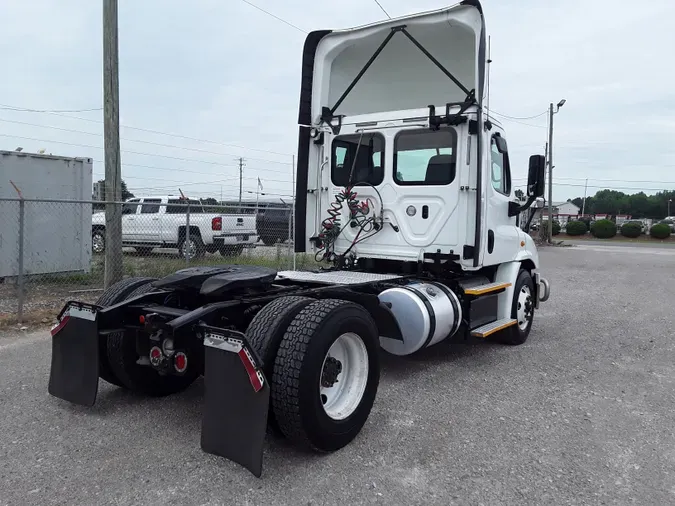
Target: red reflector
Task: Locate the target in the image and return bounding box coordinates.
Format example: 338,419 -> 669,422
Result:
50,315 -> 71,337
174,352 -> 187,373
238,348 -> 263,392
212,217 -> 222,231
139,315 -> 145,324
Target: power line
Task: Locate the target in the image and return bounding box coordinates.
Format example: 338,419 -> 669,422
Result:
373,0 -> 391,19
489,115 -> 547,129
0,118 -> 293,164
0,104 -> 294,157
91,159 -> 290,178
240,0 -> 307,33
490,109 -> 548,121
514,181 -> 675,193
0,133 -> 294,171
514,176 -> 675,185
0,104 -> 102,113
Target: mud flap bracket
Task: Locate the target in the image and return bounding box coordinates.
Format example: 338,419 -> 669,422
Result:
200,325 -> 270,478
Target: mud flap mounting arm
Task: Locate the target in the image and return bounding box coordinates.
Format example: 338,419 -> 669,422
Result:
320,25 -> 476,132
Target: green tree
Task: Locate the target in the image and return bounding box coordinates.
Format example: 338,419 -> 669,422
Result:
93,179 -> 135,201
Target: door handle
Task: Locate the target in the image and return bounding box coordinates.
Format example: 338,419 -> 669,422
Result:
152,218 -> 159,221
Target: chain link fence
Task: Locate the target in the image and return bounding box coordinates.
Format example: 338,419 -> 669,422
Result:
0,197 -> 320,327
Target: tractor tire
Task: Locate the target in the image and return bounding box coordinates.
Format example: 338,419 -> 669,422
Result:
95,277 -> 157,386
246,296 -> 315,435
497,269 -> 535,346
271,299 -> 380,452
106,283 -> 200,396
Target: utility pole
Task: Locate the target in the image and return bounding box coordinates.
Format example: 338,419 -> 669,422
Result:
546,99 -> 566,243
581,178 -> 588,216
103,0 -> 123,288
547,103 -> 554,243
238,157 -> 245,211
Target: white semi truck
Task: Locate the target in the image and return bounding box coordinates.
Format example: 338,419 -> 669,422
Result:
48,1 -> 551,477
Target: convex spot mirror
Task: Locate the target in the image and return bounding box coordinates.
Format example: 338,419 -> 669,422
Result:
527,155 -> 546,197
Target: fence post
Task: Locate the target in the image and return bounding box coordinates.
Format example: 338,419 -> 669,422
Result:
186,202 -> 191,265
287,205 -> 293,270
17,199 -> 25,323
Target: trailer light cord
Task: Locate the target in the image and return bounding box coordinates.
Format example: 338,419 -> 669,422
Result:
315,130 -> 386,265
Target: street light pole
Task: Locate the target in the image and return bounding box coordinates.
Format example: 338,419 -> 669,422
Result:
546,99 -> 566,243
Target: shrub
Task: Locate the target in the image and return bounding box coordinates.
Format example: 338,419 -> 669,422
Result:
620,222 -> 642,238
552,220 -> 561,236
565,220 -> 588,236
650,223 -> 671,240
590,219 -> 617,239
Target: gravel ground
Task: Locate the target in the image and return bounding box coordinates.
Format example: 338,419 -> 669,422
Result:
1,243 -> 675,505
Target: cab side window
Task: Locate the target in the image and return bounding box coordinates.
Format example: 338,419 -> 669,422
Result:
490,135 -> 511,196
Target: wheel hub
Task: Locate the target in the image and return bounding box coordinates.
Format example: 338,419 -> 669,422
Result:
321,356 -> 343,388
517,286 -> 533,330
319,332 -> 369,421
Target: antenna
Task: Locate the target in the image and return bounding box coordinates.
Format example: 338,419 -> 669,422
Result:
486,35 -> 492,117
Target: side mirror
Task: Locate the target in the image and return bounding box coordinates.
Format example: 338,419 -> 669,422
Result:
527,155 -> 546,197
494,134 -> 508,154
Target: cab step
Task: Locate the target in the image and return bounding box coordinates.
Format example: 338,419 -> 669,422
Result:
463,282 -> 511,296
471,318 -> 517,338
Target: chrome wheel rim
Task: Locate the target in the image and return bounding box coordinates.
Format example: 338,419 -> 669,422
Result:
517,285 -> 533,331
181,239 -> 197,259
92,233 -> 104,254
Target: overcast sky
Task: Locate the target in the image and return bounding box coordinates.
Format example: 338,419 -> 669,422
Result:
1,0 -> 673,204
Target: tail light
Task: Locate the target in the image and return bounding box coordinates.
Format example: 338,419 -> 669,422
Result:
212,217 -> 222,231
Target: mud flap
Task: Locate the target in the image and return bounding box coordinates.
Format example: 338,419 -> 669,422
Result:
200,326 -> 270,478
47,303 -> 100,407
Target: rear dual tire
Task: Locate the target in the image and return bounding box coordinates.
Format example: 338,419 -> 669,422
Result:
269,299 -> 380,452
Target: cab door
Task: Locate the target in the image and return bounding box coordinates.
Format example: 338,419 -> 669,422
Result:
483,129 -> 521,265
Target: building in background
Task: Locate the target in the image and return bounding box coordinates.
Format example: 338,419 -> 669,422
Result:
93,180 -> 105,201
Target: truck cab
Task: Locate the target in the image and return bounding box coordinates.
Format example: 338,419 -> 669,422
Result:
294,1 -> 543,276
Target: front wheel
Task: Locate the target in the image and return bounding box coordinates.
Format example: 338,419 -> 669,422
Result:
497,269 -> 535,345
271,299 -> 380,452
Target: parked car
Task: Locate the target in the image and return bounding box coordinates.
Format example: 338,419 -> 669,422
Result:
91,196 -> 258,258
256,202 -> 293,246
658,219 -> 675,232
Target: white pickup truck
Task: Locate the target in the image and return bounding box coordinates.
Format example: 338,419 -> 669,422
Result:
91,196 -> 258,258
